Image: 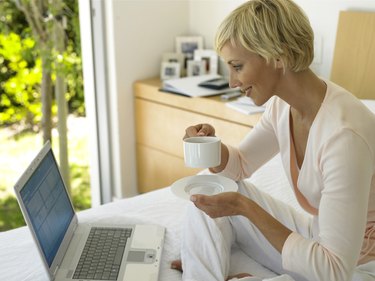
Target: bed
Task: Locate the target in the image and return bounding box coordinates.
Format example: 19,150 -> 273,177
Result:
0,97 -> 374,280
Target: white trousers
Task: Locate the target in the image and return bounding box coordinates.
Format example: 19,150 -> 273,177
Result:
180,181 -> 375,281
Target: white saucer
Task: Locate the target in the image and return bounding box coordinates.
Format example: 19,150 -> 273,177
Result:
171,174 -> 238,200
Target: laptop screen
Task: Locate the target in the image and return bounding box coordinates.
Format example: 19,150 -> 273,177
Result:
19,150 -> 74,267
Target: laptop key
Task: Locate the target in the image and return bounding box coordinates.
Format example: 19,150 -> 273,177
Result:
114,246 -> 125,266
94,272 -> 103,279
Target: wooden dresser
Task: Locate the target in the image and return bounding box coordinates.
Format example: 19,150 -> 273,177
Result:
134,78 -> 262,193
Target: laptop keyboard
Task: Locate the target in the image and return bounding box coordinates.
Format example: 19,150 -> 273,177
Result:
73,227 -> 133,280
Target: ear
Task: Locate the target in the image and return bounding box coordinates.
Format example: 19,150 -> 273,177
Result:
275,58 -> 284,69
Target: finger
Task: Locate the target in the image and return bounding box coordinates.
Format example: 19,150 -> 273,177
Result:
191,196 -> 216,217
190,194 -> 209,204
191,193 -> 239,218
184,124 -> 202,138
196,128 -> 207,136
184,124 -> 215,138
171,260 -> 183,272
191,194 -> 219,214
197,123 -> 215,136
192,193 -> 225,208
226,273 -> 253,280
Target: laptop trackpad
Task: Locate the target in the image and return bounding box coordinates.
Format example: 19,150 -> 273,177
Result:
127,250 -> 156,263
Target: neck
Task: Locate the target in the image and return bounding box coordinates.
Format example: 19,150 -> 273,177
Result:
277,69 -> 326,121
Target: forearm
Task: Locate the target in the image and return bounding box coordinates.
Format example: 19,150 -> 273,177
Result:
240,196 -> 292,253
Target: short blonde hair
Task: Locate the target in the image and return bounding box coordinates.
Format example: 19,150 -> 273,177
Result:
215,0 -> 314,72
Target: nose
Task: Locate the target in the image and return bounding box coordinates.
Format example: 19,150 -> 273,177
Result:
228,72 -> 241,89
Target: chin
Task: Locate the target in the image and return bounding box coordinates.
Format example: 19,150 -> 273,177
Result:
252,98 -> 264,107
253,94 -> 272,107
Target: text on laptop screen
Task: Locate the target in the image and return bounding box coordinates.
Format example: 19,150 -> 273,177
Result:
20,150 -> 74,267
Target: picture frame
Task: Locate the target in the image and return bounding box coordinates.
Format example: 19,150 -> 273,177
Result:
175,36 -> 204,75
162,52 -> 185,68
187,60 -> 206,77
194,49 -> 218,75
175,36 -> 204,60
160,62 -> 180,80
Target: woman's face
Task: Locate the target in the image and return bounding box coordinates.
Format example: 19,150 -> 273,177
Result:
220,42 -> 282,106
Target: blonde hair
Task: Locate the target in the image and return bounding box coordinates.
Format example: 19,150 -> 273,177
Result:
215,0 -> 314,72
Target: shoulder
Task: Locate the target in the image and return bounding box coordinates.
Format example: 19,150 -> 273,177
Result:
313,79 -> 375,154
319,80 -> 375,128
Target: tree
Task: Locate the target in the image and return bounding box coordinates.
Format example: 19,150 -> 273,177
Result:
13,0 -> 70,190
13,0 -> 54,143
53,0 -> 70,191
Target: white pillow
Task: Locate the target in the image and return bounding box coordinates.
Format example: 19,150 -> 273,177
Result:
361,99 -> 375,114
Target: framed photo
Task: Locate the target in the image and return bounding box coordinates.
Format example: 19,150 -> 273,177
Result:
187,60 -> 206,77
160,62 -> 180,80
175,36 -> 204,73
194,49 -> 218,75
162,52 -> 185,68
175,36 -> 204,59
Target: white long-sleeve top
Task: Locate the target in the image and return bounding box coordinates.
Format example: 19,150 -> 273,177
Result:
219,80 -> 375,281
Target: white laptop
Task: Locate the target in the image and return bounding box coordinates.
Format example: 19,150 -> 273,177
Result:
14,142 -> 165,281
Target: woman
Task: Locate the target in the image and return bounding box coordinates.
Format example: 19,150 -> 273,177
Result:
171,0 -> 375,280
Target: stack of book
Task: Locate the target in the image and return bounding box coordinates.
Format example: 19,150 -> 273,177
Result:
160,74 -> 238,97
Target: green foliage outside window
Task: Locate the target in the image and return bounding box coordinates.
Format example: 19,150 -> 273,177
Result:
0,32 -> 42,126
0,0 -> 85,129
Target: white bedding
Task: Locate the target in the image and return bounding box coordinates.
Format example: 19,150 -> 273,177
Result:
0,154 -> 300,281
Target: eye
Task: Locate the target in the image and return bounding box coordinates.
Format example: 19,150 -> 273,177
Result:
232,64 -> 242,72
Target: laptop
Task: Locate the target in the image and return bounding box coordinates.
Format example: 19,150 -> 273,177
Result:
14,142 -> 165,281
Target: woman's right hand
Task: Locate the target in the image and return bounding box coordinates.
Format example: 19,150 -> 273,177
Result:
184,123 -> 228,173
184,123 -> 216,139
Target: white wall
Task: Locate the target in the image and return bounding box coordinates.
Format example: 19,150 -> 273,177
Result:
104,0 -> 375,198
105,0 -> 189,198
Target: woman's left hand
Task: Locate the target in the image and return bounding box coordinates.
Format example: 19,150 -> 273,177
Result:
190,192 -> 246,218
192,190 -> 292,255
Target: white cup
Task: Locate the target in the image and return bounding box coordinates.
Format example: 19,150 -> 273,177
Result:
183,136 -> 221,168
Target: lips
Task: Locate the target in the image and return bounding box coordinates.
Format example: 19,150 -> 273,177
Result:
241,86 -> 252,96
